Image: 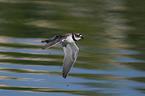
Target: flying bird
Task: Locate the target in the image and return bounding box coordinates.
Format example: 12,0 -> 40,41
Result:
41,33 -> 84,78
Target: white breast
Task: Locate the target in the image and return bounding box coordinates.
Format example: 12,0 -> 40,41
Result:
64,35 -> 74,43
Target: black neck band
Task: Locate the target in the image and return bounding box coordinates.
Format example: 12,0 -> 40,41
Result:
72,33 -> 77,41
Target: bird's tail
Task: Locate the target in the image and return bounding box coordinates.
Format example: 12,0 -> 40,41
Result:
41,40 -> 49,43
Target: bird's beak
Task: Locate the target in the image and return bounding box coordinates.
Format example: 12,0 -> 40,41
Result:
81,36 -> 84,39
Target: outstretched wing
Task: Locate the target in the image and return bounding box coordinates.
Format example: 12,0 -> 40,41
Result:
62,42 -> 79,78
42,35 -> 66,50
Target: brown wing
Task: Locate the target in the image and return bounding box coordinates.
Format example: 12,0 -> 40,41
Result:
42,35 -> 66,50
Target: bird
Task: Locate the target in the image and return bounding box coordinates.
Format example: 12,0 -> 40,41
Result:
41,33 -> 84,78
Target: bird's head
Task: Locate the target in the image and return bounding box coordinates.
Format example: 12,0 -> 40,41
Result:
72,33 -> 84,41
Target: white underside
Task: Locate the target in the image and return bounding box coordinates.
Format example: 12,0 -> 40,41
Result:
63,35 -> 74,43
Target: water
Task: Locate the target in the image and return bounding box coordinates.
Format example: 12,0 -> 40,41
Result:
0,0 -> 145,96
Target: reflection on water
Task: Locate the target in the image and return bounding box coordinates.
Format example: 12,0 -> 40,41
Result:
0,0 -> 145,96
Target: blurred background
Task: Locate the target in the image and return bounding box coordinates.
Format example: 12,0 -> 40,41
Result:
0,0 -> 145,96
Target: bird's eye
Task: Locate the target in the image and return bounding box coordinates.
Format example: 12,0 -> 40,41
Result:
79,34 -> 82,36
75,35 -> 80,37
